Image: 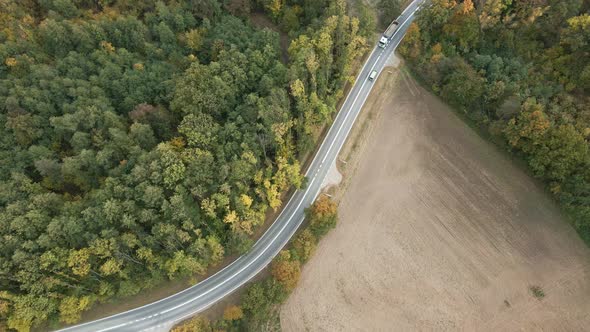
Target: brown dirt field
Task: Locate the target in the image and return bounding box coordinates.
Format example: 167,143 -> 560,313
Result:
280,62 -> 590,331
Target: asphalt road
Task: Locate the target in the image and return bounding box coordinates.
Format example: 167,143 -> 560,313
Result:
58,2 -> 424,331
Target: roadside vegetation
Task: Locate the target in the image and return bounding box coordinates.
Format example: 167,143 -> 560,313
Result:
171,196 -> 338,332
0,0 -> 374,330
399,0 -> 590,242
376,0 -> 409,28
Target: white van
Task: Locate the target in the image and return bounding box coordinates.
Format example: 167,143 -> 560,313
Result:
368,70 -> 377,81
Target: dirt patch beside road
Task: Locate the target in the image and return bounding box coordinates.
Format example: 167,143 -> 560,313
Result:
280,63 -> 590,331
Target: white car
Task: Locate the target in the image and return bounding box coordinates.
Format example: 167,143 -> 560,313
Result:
368,70 -> 377,81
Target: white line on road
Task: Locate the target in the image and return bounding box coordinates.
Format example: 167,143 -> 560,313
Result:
155,158 -> 326,319
60,2 -> 424,331
319,51 -> 385,165
163,12 -> 420,330
159,37 -> 402,330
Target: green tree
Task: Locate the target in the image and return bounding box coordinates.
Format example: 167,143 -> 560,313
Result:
293,229 -> 317,262
58,296 -> 92,324
443,0 -> 480,52
270,250 -> 301,291
441,58 -> 485,110
505,100 -> 589,181
171,316 -> 212,332
356,0 -> 377,39
404,0 -> 590,244
306,196 -> 338,238
0,0 -> 369,328
223,304 -> 244,321
241,278 -> 286,325
378,0 -> 403,27
7,295 -> 57,332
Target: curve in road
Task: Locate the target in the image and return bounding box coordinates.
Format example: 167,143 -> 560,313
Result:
58,1 -> 424,331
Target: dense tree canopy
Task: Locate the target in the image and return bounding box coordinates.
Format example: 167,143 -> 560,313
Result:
0,0 -> 367,330
400,0 -> 590,241
169,192 -> 338,331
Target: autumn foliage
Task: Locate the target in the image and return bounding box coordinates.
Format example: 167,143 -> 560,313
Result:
307,195 -> 339,237
0,0 -> 362,330
171,316 -> 211,332
222,305 -> 244,321
271,251 -> 301,291
401,0 -> 590,241
293,229 -> 317,262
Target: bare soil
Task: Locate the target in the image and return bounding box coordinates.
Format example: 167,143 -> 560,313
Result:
280,61 -> 590,331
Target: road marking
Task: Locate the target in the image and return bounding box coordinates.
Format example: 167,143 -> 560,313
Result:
401,0 -> 423,17
97,323 -> 127,332
156,159 -> 326,316
59,2 -> 423,331
320,51 -> 385,165
162,16 -> 419,325
252,41 -> 381,249
120,31 -> 405,332
400,1 -> 415,16
169,17 -> 423,326
322,26 -> 410,186
158,34 -> 411,328
67,23 -> 393,332
165,217 -> 302,329
157,135 -> 346,320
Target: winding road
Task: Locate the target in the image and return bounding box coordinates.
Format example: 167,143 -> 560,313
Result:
59,1 -> 424,331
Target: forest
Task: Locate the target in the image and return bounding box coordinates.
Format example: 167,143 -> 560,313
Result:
0,0 -> 371,330
171,196 -> 339,331
400,0 -> 590,241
